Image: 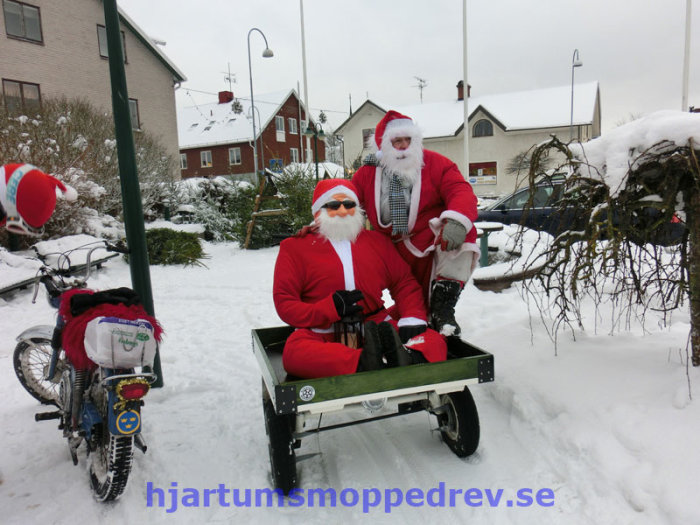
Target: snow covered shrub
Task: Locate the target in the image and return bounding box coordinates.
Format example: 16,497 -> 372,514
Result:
0,96 -> 176,246
143,228 -> 206,266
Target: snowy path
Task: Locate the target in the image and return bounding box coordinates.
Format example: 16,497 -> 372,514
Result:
2,241 -> 699,524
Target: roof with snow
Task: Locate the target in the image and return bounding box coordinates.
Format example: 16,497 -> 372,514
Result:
178,89 -> 308,149
117,7 -> 186,82
338,81 -> 600,138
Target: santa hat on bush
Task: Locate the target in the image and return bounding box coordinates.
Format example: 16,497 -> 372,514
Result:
311,178 -> 360,215
374,110 -> 423,155
0,163 -> 73,234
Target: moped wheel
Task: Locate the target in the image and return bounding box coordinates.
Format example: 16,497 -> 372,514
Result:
437,386 -> 480,457
89,428 -> 134,502
13,338 -> 64,406
262,385 -> 297,495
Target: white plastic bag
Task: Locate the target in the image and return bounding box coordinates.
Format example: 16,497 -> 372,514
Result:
84,316 -> 157,368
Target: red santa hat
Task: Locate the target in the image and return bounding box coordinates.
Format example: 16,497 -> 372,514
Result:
374,110 -> 422,151
311,178 -> 360,215
1,163 -> 69,233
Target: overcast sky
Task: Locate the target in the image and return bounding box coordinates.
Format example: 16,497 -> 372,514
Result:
118,0 -> 699,133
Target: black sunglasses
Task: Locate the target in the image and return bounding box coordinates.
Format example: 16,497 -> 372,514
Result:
322,200 -> 356,211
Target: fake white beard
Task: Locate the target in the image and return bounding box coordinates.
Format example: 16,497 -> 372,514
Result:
379,141 -> 423,185
317,207 -> 366,242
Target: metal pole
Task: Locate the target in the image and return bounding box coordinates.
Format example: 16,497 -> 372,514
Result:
314,131 -> 319,180
570,49 -> 582,141
300,0 -> 311,163
682,0 -> 692,111
248,30 -> 259,180
462,0 -> 469,179
103,0 -> 162,386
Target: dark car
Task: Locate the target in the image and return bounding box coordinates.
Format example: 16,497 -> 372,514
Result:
477,179 -> 685,245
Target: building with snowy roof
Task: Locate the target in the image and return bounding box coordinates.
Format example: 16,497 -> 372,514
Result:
335,81 -> 601,196
177,89 -> 325,181
0,0 -> 186,176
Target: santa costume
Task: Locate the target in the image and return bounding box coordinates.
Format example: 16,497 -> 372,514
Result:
0,163 -> 73,235
352,111 -> 480,336
273,178 -> 446,379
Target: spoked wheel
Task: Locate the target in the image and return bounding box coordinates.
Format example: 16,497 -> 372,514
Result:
13,337 -> 65,406
262,385 -> 297,495
437,386 -> 480,457
89,430 -> 134,502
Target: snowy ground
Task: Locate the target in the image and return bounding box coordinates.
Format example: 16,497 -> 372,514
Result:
1,235 -> 699,524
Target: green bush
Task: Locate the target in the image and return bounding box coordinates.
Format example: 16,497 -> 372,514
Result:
144,228 -> 206,266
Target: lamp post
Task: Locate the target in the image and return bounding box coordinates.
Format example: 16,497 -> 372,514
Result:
247,105 -> 265,175
570,48 -> 583,142
335,134 -> 346,177
247,28 -> 273,180
304,122 -> 325,180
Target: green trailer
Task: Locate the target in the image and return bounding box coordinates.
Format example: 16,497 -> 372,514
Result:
252,325 -> 495,494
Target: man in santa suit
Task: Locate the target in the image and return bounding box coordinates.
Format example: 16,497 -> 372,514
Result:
273,178 -> 446,379
352,111 -> 480,337
1,163 -> 73,236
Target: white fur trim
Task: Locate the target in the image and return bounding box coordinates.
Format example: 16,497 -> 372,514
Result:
397,317 -> 427,327
380,124 -> 423,152
439,209 -> 474,234
311,185 -> 359,215
329,239 -> 355,289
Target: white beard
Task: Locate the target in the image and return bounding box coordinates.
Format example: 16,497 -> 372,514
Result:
379,142 -> 423,186
317,207 -> 365,242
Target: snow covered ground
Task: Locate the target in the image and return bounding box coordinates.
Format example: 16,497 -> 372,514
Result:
1,235 -> 699,524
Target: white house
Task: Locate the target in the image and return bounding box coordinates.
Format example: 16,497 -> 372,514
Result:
335,81 -> 601,196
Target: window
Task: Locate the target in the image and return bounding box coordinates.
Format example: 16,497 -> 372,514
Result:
180,153 -> 187,170
362,128 -> 374,147
3,0 -> 42,43
288,118 -> 298,134
275,116 -> 285,142
290,148 -> 299,163
473,119 -> 493,137
128,98 -> 140,130
228,147 -> 241,165
97,25 -> 127,62
200,150 -> 212,167
2,78 -> 40,114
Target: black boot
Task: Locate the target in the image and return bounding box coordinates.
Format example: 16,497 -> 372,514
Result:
378,322 -> 415,367
428,279 -> 464,336
357,321 -> 383,372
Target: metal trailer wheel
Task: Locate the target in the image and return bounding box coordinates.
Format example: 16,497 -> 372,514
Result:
13,338 -> 65,406
437,386 -> 480,457
262,385 -> 297,495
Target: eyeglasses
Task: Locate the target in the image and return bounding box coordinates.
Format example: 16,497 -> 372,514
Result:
322,200 -> 356,211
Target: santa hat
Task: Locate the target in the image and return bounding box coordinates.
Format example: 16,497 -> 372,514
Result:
311,178 -> 360,215
374,110 -> 422,152
0,163 -> 69,231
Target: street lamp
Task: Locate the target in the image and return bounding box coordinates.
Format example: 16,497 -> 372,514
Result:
570,48 -> 582,142
335,134 -> 346,177
304,122 -> 325,180
247,105 -> 265,176
247,28 -> 273,179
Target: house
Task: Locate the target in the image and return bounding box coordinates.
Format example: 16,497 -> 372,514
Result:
334,81 -> 601,196
0,0 -> 186,175
177,89 -> 326,180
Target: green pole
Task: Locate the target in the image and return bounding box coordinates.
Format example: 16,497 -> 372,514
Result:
103,0 -> 163,387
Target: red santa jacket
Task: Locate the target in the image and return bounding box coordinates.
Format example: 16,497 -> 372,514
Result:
352,149 -> 478,258
273,229 -> 427,330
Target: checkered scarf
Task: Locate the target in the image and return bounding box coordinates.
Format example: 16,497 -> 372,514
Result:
388,172 -> 409,235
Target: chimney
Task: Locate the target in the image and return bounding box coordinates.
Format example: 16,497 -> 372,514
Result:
218,90 -> 234,104
456,81 -> 471,101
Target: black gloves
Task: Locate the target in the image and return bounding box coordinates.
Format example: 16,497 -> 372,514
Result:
332,290 -> 364,318
398,324 -> 427,344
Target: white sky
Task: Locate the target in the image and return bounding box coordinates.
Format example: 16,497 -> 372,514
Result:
118,0 -> 699,133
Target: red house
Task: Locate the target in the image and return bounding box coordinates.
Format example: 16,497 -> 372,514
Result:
177,89 -> 325,180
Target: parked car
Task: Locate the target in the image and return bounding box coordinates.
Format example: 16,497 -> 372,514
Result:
477,179 -> 685,246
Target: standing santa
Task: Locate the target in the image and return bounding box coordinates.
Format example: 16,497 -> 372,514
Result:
352,111 -> 480,336
273,178 -> 446,379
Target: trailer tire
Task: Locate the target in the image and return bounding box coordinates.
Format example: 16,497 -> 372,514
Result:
438,386 -> 480,457
262,389 -> 297,495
